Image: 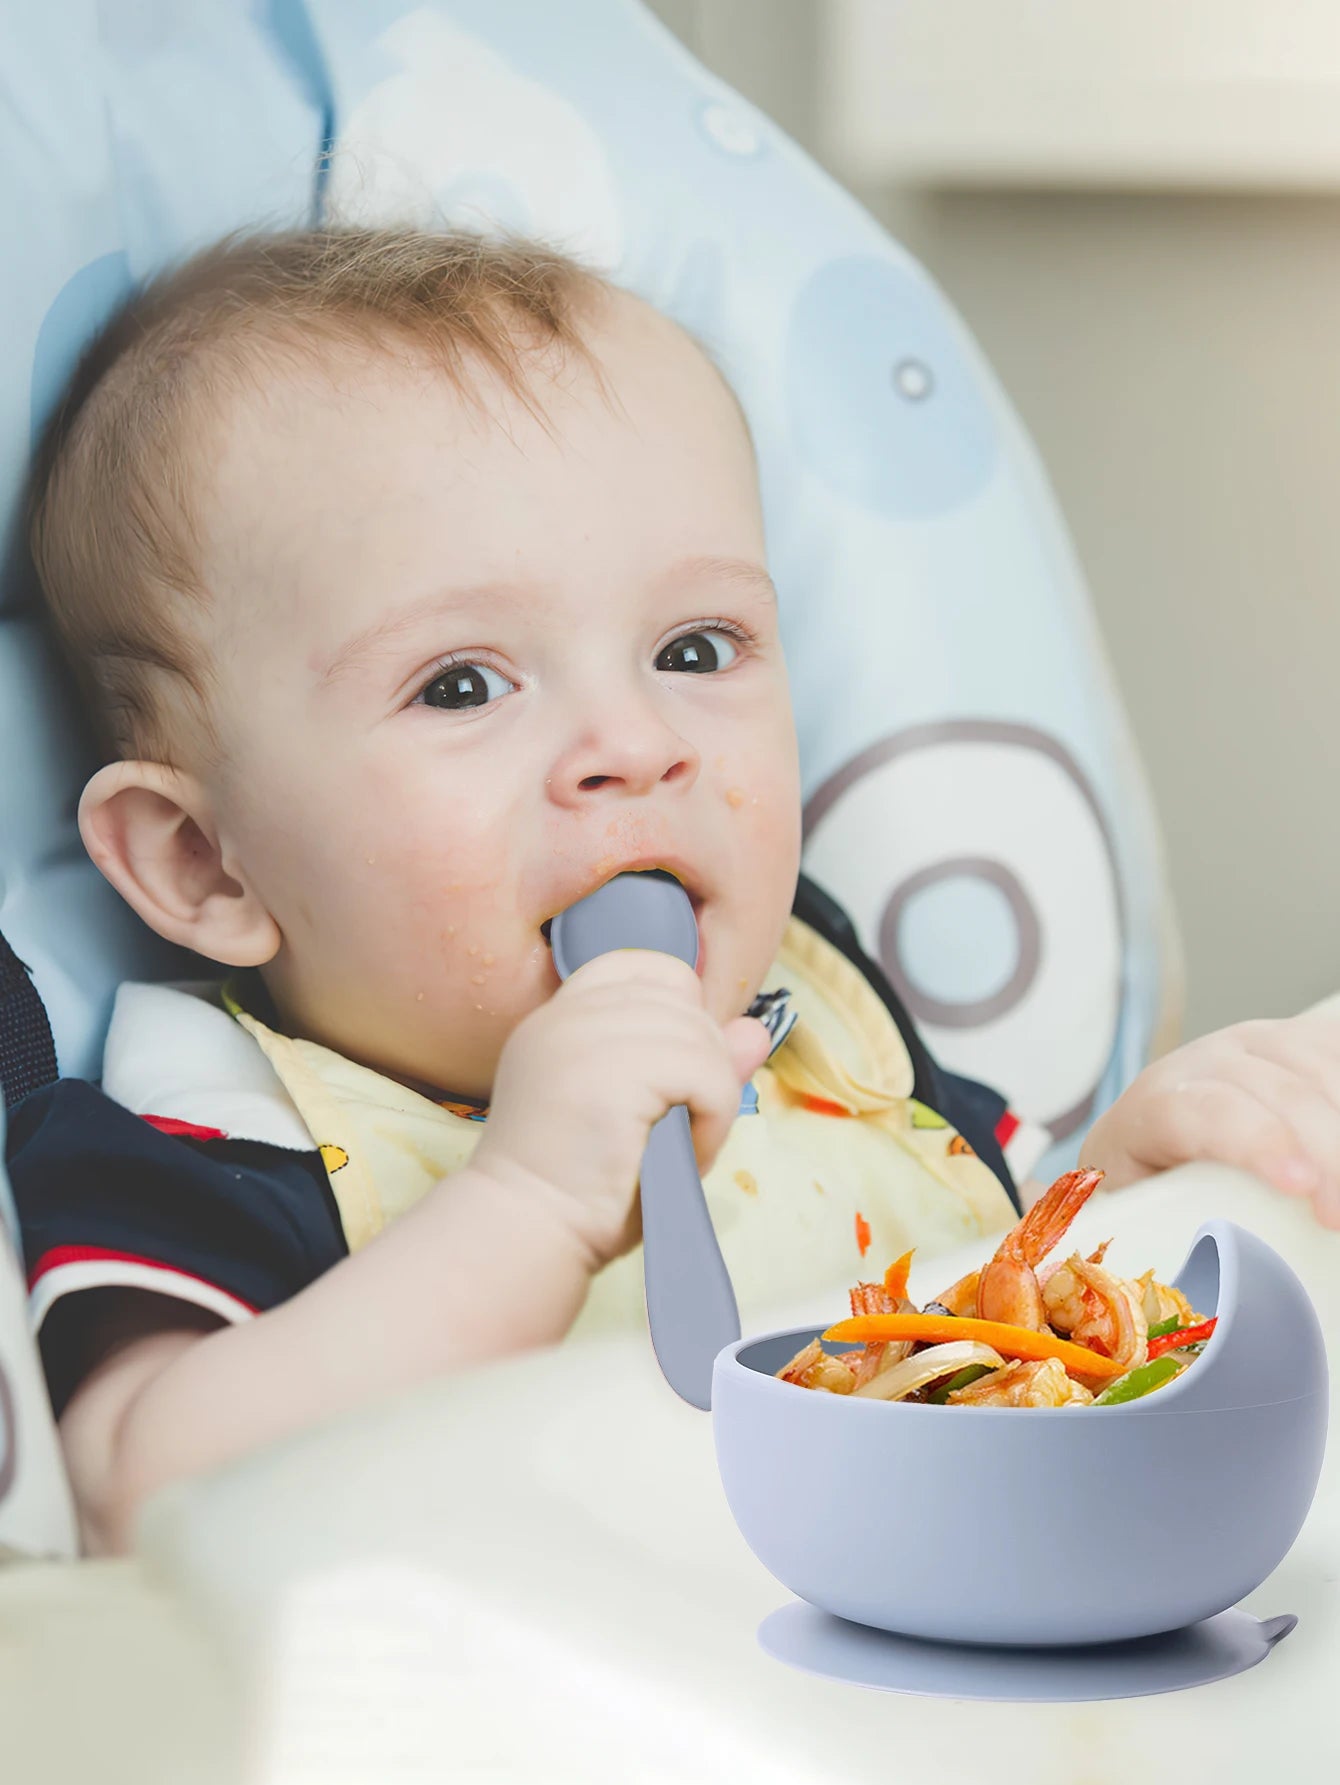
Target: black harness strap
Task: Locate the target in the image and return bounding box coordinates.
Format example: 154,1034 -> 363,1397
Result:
791,871 -> 1021,1212
0,930 -> 58,1113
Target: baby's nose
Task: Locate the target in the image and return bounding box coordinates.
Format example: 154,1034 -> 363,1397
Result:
542,764 -> 695,808
546,710 -> 701,805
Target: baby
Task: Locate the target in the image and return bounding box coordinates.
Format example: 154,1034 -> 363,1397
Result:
9,227 -> 1338,1557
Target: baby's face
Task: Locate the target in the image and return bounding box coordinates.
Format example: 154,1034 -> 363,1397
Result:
192,289 -> 801,1100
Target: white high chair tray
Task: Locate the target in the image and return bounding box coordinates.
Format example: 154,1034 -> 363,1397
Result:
2,1163 -> 1336,1784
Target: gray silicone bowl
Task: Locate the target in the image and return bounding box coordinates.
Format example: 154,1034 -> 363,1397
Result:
712,1219 -> 1329,1646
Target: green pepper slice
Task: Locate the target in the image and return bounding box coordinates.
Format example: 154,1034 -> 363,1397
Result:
928,1363 -> 995,1404
1146,1316 -> 1182,1339
1093,1355 -> 1183,1406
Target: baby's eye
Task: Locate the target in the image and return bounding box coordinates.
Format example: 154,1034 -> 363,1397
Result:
655,627 -> 743,674
415,660 -> 516,712
413,623 -> 749,713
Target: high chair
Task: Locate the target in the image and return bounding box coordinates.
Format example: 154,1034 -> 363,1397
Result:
0,0 -> 1178,1566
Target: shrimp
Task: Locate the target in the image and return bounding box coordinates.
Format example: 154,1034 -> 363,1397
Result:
778,1252 -> 921,1393
1038,1237 -> 1110,1293
968,1168 -> 1106,1330
947,1357 -> 1095,1408
929,1271 -> 980,1317
777,1337 -> 856,1394
1042,1255 -> 1148,1378
842,1252 -> 917,1387
1132,1269 -> 1202,1331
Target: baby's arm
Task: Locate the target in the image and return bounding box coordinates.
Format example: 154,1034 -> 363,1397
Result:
61,949 -> 768,1556
61,1157 -> 592,1556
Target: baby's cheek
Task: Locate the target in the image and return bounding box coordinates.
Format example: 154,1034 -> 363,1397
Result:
394,838 -> 527,989
713,747 -> 802,852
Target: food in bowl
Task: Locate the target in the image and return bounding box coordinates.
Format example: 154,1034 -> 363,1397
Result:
718,1205 -> 1325,1645
777,1168 -> 1218,1409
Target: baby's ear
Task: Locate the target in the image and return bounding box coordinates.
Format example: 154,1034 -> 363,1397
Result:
77,760 -> 280,968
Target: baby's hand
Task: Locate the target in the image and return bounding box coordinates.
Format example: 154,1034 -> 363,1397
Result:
1081,1013 -> 1340,1228
471,951 -> 773,1270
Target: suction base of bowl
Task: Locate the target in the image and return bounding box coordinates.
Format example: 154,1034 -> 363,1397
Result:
758,1603 -> 1297,1702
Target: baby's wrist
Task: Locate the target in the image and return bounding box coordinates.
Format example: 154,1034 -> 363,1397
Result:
466,1144 -> 606,1277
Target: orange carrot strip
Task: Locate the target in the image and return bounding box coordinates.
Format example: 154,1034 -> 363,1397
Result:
854,1212 -> 871,1257
883,1251 -> 915,1301
821,1313 -> 1125,1379
802,1094 -> 851,1117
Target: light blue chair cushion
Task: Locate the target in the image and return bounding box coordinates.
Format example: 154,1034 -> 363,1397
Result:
0,0 -> 1178,1174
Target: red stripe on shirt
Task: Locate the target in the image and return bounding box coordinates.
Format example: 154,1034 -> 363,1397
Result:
26,1243 -> 257,1310
139,1114 -> 229,1141
994,1110 -> 1020,1148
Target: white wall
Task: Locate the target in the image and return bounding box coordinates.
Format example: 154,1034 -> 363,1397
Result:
650,0 -> 1340,1039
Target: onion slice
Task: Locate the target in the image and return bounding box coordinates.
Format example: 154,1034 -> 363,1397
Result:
851,1340 -> 1006,1402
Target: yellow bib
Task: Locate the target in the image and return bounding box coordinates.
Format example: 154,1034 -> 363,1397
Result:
223,916 -> 1016,1331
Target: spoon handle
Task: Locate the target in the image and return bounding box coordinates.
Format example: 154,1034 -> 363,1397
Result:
639,1102 -> 740,1410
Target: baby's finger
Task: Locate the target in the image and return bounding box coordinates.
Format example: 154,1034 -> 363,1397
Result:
679,1050 -> 756,1174
1233,1017 -> 1340,1103
722,1015 -> 773,1084
1312,1180 -> 1340,1230
562,949 -> 702,998
1200,1048 -> 1340,1203
1148,1076 -> 1313,1194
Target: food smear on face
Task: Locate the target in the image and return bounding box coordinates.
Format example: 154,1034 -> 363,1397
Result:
777,1167 -> 1216,1409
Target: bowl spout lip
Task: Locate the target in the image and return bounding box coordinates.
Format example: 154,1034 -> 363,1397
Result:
716,1218 -> 1328,1417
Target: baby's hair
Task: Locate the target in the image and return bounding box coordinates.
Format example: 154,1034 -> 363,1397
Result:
27,226 -> 611,770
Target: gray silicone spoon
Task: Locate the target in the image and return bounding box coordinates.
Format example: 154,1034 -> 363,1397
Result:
549,869 -> 740,1409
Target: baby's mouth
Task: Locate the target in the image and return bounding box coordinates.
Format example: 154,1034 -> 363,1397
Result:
539,868 -> 702,948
